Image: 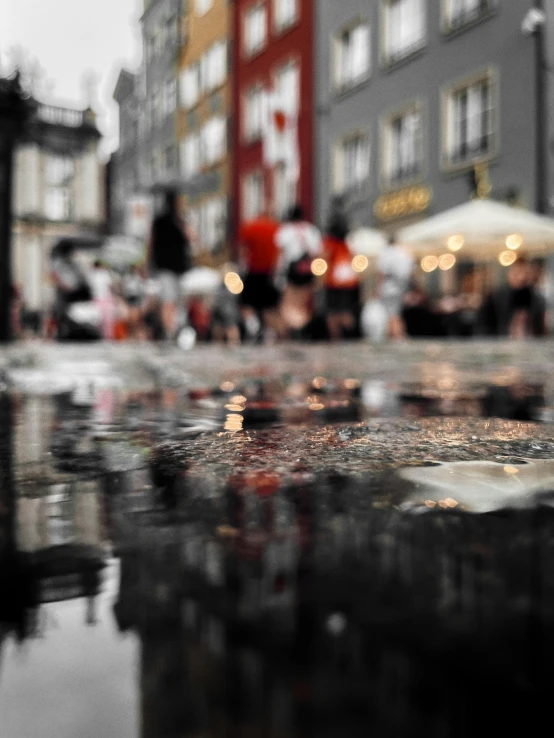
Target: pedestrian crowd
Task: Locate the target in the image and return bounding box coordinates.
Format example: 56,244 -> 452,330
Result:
11,191 -> 554,343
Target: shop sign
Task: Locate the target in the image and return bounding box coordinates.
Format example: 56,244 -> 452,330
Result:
374,185 -> 432,222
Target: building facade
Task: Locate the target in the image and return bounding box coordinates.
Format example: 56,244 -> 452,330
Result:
12,102 -> 105,315
231,0 -> 315,238
111,70 -> 141,234
140,0 -> 183,190
178,0 -> 231,262
315,0 -> 546,236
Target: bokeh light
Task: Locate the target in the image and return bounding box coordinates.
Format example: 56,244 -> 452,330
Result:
499,250 -> 517,267
352,255 -> 369,272
224,271 -> 244,294
506,234 -> 523,250
421,255 -> 438,273
447,235 -> 464,251
438,253 -> 456,271
311,258 -> 328,276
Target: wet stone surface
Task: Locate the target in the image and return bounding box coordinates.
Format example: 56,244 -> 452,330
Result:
2,341 -> 554,736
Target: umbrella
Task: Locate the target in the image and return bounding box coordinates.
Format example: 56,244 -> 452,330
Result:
396,199 -> 554,258
346,227 -> 388,258
100,236 -> 145,268
180,266 -> 221,297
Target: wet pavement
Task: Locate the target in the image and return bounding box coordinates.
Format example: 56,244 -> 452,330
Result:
2,340 -> 554,736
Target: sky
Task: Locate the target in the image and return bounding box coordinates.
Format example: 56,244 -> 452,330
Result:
0,0 -> 143,156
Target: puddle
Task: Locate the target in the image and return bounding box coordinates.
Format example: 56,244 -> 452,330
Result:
2,369 -> 554,736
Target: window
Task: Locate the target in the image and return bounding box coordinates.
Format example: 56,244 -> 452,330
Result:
243,170 -> 265,219
153,91 -> 164,125
165,145 -> 176,172
334,133 -> 370,194
195,0 -> 214,16
275,61 -> 300,116
146,35 -> 155,63
444,0 -> 494,31
165,15 -> 177,46
164,79 -> 177,115
244,84 -> 264,141
244,4 -> 267,57
180,63 -> 201,109
154,26 -> 165,57
383,0 -> 426,64
181,132 -> 202,179
201,41 -> 228,92
199,197 -> 227,250
274,0 -> 298,32
333,22 -> 370,91
273,162 -> 295,218
201,116 -> 227,165
444,73 -> 496,166
44,156 -> 74,221
382,106 -> 423,185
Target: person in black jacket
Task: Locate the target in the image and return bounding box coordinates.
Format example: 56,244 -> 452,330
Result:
147,191 -> 191,339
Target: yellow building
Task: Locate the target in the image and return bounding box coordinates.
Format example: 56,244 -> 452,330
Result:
178,0 -> 231,265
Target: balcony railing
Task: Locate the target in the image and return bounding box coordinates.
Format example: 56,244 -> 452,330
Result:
37,104 -> 84,128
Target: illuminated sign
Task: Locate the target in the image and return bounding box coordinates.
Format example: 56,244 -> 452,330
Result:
374,185 -> 432,222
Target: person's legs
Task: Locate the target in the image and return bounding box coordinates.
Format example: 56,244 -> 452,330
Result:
157,271 -> 180,338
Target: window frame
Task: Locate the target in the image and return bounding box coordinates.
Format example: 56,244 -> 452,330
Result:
332,128 -> 371,198
332,18 -> 372,94
379,100 -> 426,191
243,82 -> 265,143
441,0 -> 496,35
380,0 -> 427,69
272,0 -> 300,36
243,2 -> 268,59
242,169 -> 265,220
440,67 -> 499,173
195,0 -> 214,17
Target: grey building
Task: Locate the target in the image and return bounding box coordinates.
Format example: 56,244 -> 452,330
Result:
315,0 -> 551,236
111,0 -> 183,235
140,0 -> 182,189
111,70 -> 140,233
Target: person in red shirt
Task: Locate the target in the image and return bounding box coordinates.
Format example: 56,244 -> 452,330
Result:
323,213 -> 360,340
238,211 -> 285,341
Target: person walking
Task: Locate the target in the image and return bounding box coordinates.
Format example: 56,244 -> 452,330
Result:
322,212 -> 360,340
238,209 -> 283,341
376,235 -> 414,340
146,191 -> 191,340
88,260 -> 115,340
274,204 -> 322,339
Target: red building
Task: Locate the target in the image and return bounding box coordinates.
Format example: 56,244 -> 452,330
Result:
231,0 -> 314,240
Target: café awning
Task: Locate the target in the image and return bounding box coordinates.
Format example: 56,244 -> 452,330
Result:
396,199 -> 554,259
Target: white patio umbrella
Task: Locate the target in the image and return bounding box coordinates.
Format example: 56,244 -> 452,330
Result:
346,227 -> 388,258
396,199 -> 554,259
101,236 -> 145,268
180,266 -> 221,297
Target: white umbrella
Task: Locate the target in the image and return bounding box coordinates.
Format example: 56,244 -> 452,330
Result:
346,227 -> 388,258
101,236 -> 145,268
180,266 -> 221,297
396,199 -> 554,257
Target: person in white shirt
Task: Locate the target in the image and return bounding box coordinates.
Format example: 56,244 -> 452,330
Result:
274,205 -> 323,338
274,204 -> 322,287
88,260 -> 115,340
377,236 -> 414,340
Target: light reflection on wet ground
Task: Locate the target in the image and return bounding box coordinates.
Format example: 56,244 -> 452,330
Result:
2,354 -> 554,736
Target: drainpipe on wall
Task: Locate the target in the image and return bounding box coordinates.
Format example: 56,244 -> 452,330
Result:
525,0 -> 548,213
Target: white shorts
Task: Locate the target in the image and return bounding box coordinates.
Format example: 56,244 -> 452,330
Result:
156,271 -> 182,303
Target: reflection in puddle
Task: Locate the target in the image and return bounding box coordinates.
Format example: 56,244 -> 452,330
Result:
2,370 -> 554,736
399,458 -> 554,513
